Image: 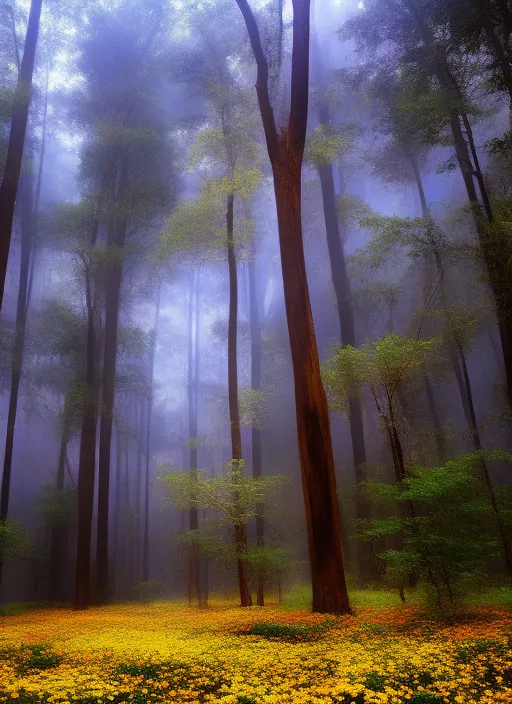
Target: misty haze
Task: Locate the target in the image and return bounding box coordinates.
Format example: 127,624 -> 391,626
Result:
0,0 -> 511,702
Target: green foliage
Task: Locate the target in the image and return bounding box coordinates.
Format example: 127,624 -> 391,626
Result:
19,644 -> 62,672
132,581 -> 159,603
202,168 -> 261,201
304,124 -> 352,166
157,169 -> 260,262
159,461 -> 290,527
243,545 -> 292,581
357,211 -> 448,267
322,335 -> 440,418
0,519 -> 31,562
37,486 -> 76,527
188,124 -> 260,171
116,662 -> 162,679
238,388 -> 271,429
337,194 -> 371,225
358,452 -> 512,611
240,619 -> 333,641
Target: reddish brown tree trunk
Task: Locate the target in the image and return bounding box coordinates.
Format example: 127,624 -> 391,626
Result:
234,0 -> 350,614
0,0 -> 43,314
273,153 -> 350,613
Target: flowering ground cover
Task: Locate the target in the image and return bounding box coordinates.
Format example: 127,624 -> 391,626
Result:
0,598 -> 511,704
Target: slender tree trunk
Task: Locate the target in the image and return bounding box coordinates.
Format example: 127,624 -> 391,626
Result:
248,251 -> 265,606
135,404 -> 143,583
0,172 -> 33,587
317,130 -> 367,480
96,169 -> 128,604
226,192 -> 252,607
48,420 -> 70,601
26,60 -> 49,309
143,282 -> 161,583
74,205 -> 103,609
74,273 -> 99,610
113,425 -> 122,599
317,147 -> 370,583
234,0 -> 350,614
454,339 -> 512,576
0,0 -> 43,314
0,174 -> 32,522
187,272 -> 206,607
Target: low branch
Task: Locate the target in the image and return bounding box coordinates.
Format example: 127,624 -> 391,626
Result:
233,0 -> 279,161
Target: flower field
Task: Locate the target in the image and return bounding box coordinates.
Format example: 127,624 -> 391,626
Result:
0,600 -> 511,704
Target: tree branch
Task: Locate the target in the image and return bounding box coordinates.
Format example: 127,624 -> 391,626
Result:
289,0 -> 311,156
233,0 -> 279,162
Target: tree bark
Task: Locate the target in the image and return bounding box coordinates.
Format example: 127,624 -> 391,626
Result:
0,174 -> 32,524
454,339 -> 512,576
96,167 -> 128,604
74,210 -> 103,610
49,414 -> 71,602
143,282 -> 161,583
74,268 -> 99,610
234,0 -> 350,614
187,271 -> 206,607
0,0 -> 43,314
0,172 -> 33,587
248,252 -> 265,606
226,192 -> 252,608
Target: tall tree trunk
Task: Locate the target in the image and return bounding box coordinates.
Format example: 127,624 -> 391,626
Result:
113,424 -> 122,599
0,172 -> 33,587
317,142 -> 370,583
453,340 -> 512,576
135,404 -> 143,583
74,268 -> 99,610
248,251 -> 265,606
74,210 -> 103,610
226,192 -> 252,608
143,282 -> 161,583
316,115 -> 367,481
26,60 -> 49,309
0,0 -> 43,314
48,416 -> 70,602
423,374 -> 445,463
235,0 -> 351,614
96,169 -> 128,604
187,272 -> 206,607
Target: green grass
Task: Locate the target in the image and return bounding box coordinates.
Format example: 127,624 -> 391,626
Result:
282,584 -> 412,610
282,583 -> 512,612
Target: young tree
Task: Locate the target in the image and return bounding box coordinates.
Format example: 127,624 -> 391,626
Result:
322,335 -> 439,482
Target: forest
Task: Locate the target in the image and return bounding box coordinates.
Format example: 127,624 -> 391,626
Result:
0,0 -> 511,702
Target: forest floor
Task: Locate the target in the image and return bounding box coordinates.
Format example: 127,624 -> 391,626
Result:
0,590 -> 511,704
